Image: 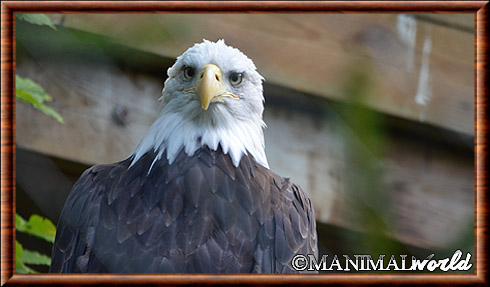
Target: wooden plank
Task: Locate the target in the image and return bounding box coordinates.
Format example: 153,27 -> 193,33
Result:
46,13 -> 474,135
16,59 -> 162,165
417,14 -> 474,32
15,47 -> 473,250
264,104 -> 473,250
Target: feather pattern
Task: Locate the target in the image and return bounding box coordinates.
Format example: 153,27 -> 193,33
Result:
50,147 -> 317,273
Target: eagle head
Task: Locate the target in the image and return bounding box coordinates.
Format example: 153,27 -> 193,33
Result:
132,40 -> 269,169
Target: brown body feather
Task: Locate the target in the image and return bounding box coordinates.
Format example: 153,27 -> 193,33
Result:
50,146 -> 317,273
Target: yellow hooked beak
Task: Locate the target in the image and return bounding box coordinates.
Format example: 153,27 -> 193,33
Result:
197,64 -> 239,110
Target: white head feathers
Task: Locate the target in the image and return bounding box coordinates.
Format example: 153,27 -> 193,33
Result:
131,39 -> 268,170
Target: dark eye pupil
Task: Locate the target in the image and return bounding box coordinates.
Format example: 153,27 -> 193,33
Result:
185,68 -> 194,78
230,73 -> 243,85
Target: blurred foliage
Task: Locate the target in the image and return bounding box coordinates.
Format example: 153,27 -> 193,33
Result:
336,58 -> 399,263
15,14 -> 60,273
333,57 -> 474,272
16,14 -> 56,30
16,14 -> 63,124
15,214 -> 56,273
16,213 -> 56,243
15,75 -> 64,124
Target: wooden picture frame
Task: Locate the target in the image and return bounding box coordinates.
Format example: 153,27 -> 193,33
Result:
1,1 -> 488,285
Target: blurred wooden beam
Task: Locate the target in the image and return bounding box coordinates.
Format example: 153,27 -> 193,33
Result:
45,13 -> 474,135
416,14 -> 474,32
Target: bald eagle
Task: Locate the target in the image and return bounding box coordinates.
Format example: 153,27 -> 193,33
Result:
50,40 -> 318,273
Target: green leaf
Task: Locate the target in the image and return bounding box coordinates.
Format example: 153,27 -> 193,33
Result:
17,14 -> 56,30
15,90 -> 42,108
15,216 -> 53,273
16,262 -> 37,274
16,75 -> 52,104
16,75 -> 64,124
16,214 -> 56,243
15,241 -> 38,274
15,241 -> 23,261
20,249 -> 51,266
38,104 -> 64,124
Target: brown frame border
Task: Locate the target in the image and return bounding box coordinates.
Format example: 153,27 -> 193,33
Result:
1,1 -> 488,286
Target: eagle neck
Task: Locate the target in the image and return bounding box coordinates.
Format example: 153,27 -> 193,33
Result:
131,109 -> 269,170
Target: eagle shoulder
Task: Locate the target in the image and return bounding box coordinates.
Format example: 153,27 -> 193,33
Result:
50,160 -> 130,272
51,148 -> 318,273
252,163 -> 318,273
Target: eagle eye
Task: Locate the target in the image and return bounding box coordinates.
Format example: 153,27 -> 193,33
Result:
229,72 -> 244,86
183,66 -> 195,80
